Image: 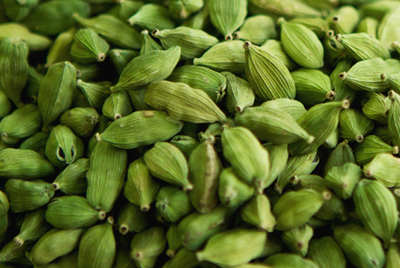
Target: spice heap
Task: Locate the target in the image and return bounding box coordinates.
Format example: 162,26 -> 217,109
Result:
1,0 -> 400,267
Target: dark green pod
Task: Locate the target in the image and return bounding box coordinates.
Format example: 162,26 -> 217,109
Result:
5,179 -> 55,213
130,226 -> 166,268
53,158 -> 89,195
324,140 -> 355,175
127,4 -> 175,30
3,0 -> 39,21
0,38 -> 29,107
28,228 -> 85,266
111,46 -> 181,92
18,132 -> 48,156
162,248 -> 200,268
76,80 -> 111,111
74,62 -> 100,81
78,218 -> 116,268
45,196 -> 106,229
128,87 -> 153,111
0,104 -> 42,145
45,125 -> 84,168
110,49 -> 140,75
102,91 -> 133,120
124,157 -> 160,212
0,90 -> 11,119
73,13 -> 142,49
166,224 -> 181,258
60,107 -> 99,138
98,110 -> 183,149
45,27 -> 76,68
22,0 -> 90,36
13,208 -> 50,247
113,249 -> 136,268
0,191 -> 8,244
71,28 -> 110,64
37,61 -> 76,130
0,148 -> 55,179
0,241 -> 33,266
117,202 -> 150,235
155,186 -> 193,223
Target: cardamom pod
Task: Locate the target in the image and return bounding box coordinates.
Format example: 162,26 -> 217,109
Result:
155,186 -> 192,223
234,14 -> 276,45
127,3 -> 175,30
71,28 -> 110,64
354,135 -> 398,165
52,158 -> 89,195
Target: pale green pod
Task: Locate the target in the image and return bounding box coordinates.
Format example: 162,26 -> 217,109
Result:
168,0 -> 204,20
0,148 -> 55,179
37,61 -> 76,130
282,225 -> 313,256
22,0 -> 90,36
0,90 -> 11,119
144,142 -> 193,191
97,110 -> 183,149
244,41 -> 296,101
193,40 -> 246,73
182,0 -> 210,30
378,7 -> 400,50
52,158 -> 89,195
76,80 -> 111,110
386,243 -> 400,268
325,163 -> 361,200
260,39 -> 297,71
222,126 -> 270,194
340,58 -> 400,92
45,125 -> 84,168
339,108 -> 374,143
110,49 -> 139,74
45,196 -> 105,229
0,38 -> 29,107
124,157 -> 160,212
384,73 -> 400,95
168,65 -> 226,103
86,141 -> 127,213
354,179 -> 398,248
140,29 -> 163,55
218,167 -> 255,209
70,28 -> 110,64
234,15 -> 277,45
334,224 -> 385,268
128,87 -> 153,111
248,0 -> 321,18
360,1 -> 400,21
222,71 -> 255,114
323,128 -> 339,149
0,104 -> 42,145
59,107 -> 99,138
336,33 -> 390,61
196,228 -> 267,267
78,218 -> 116,268
354,135 -> 398,166
328,5 -> 360,35
357,17 -> 379,39
393,41 -> 400,55
45,27 -> 76,67
117,202 -> 150,235
289,99 -> 350,156
130,226 -> 166,268
162,248 -> 200,268
13,208 -> 50,247
362,92 -> 390,124
0,240 -> 33,266
0,23 -> 52,51
155,186 -> 192,223
235,106 -> 314,144
5,179 -> 55,213
209,0 -> 247,40
28,229 -> 85,266
189,138 -> 221,214
273,189 -> 330,231
241,194 -> 276,232
166,224 -> 181,258
152,27 -> 218,60
128,3 -> 175,30
388,90 -> 400,147
308,236 -> 346,268
178,205 -> 229,250
111,46 -> 181,92
290,17 -> 329,39
3,0 -> 38,21
73,13 -> 142,49
265,254 -> 319,268
364,153 -> 400,188
263,143 -> 289,189
170,135 -> 199,159
291,68 -> 334,107
276,150 -> 318,193
279,19 -> 324,69
331,59 -> 357,102
102,91 -> 132,121
144,81 -> 227,123
261,98 -> 307,121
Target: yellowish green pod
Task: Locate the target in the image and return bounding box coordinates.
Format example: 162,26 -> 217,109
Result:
0,23 -> 52,51
155,186 -> 192,223
308,236 -> 346,268
364,153 -> 400,188
241,194 -> 276,232
354,135 -> 398,166
264,253 -> 319,268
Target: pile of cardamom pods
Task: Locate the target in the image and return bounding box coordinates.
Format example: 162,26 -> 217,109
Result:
1,0 -> 400,267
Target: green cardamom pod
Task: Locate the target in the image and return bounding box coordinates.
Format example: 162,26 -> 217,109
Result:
18,132 -> 48,157
117,203 -> 150,235
71,28 -> 110,64
162,248 -> 200,268
0,191 -> 8,244
128,87 -> 153,111
290,17 -> 329,38
364,153 -> 400,187
127,4 -> 175,30
234,15 -> 277,45
339,108 -> 374,143
241,194 -> 276,232
168,0 -> 204,20
388,90 -> 400,146
110,48 -> 139,75
263,143 -> 289,189
222,71 -> 255,114
264,253 -> 319,268
0,90 -> 11,119
386,243 -> 400,268
357,17 -> 379,39
308,236 -> 346,268
3,0 -> 38,22
108,0 -> 144,21
45,27 -> 76,67
362,92 -> 391,124
354,135 -> 398,165
378,7 -> 400,50
155,186 -> 192,223
328,5 -> 360,35
0,23 -> 52,51
170,135 -> 199,159
248,0 -> 321,18
13,208 -> 50,247
59,107 -> 99,138
140,29 -> 163,55
76,79 -> 111,110
52,158 -> 89,195
282,225 -> 313,256
260,39 -> 297,71
102,91 -> 132,120
261,98 -> 307,121
331,59 -> 357,102
166,224 -> 181,258
325,162 -> 361,200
